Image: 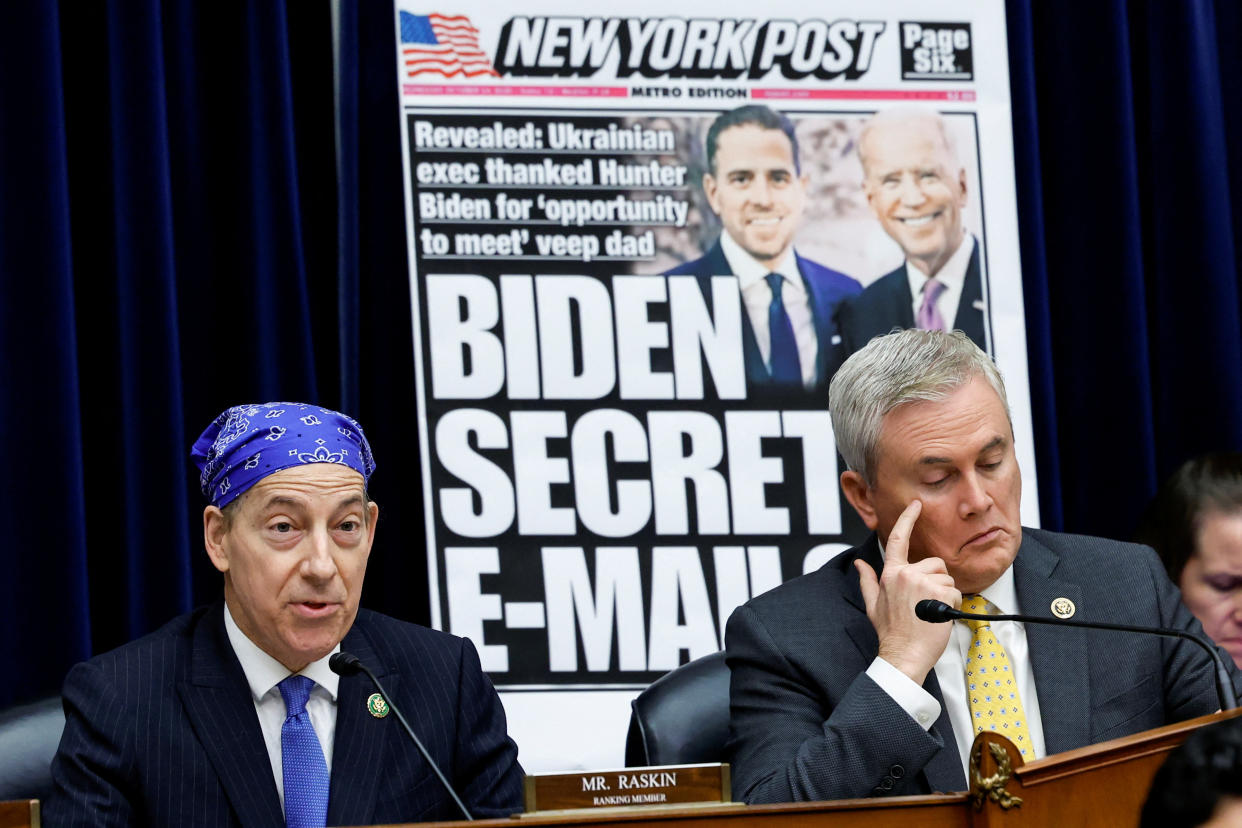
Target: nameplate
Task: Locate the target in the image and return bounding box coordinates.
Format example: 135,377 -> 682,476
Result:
523,763 -> 730,813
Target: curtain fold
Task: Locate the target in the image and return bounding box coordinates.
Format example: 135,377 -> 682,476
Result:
1005,0 -> 1063,531
101,0 -> 193,640
0,1 -> 92,708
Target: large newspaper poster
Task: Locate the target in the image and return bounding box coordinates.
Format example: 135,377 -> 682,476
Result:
393,0 -> 1034,770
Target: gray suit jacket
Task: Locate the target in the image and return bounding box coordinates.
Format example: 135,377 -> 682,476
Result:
724,527 -> 1240,803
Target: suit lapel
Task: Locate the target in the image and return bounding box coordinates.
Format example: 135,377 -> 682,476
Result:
795,254 -> 830,385
326,621 -> 398,826
177,604 -> 284,828
951,239 -> 986,349
921,671 -> 967,792
841,538 -> 881,661
1013,533 -> 1090,754
887,269 -> 917,330
695,242 -> 768,384
842,538 -> 966,792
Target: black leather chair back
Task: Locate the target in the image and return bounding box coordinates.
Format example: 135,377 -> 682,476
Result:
625,650 -> 730,766
0,696 -> 64,801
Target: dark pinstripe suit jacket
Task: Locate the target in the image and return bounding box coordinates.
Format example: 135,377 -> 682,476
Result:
45,603 -> 523,826
725,528 -> 1242,803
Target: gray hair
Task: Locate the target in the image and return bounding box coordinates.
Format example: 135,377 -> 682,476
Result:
829,329 -> 1009,484
857,107 -> 959,179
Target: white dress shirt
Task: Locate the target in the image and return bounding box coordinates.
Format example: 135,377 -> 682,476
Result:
224,604 -> 340,813
905,233 -> 975,330
719,231 -> 818,388
865,560 -> 1047,777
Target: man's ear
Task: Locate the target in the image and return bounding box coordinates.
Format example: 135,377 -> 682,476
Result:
203,506 -> 230,573
840,470 -> 879,531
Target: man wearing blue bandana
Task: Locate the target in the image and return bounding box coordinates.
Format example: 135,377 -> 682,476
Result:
47,403 -> 524,827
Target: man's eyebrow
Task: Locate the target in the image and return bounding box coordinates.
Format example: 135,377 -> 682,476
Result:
258,494 -> 365,512
916,436 -> 1007,466
260,495 -> 305,511
979,436 -> 1008,454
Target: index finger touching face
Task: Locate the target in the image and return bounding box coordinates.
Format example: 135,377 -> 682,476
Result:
883,500 -> 923,566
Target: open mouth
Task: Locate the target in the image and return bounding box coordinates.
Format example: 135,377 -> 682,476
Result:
293,601 -> 338,617
896,210 -> 943,228
747,216 -> 783,226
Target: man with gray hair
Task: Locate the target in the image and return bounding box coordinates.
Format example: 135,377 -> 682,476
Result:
833,108 -> 987,358
725,330 -> 1237,803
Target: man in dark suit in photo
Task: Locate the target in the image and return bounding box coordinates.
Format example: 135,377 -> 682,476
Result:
668,105 -> 861,394
834,109 -> 988,357
47,403 -> 523,826
725,330 -> 1239,803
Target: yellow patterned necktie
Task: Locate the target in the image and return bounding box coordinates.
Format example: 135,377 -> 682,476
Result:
962,594 -> 1033,758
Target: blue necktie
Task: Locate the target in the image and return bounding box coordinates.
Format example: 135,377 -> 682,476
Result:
279,675 -> 330,828
765,273 -> 802,386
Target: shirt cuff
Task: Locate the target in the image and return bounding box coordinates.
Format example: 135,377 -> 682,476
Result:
866,657 -> 942,731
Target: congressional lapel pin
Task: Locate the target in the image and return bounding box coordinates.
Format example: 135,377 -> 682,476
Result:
1051,597 -> 1076,619
972,299 -> 987,311
367,693 -> 390,719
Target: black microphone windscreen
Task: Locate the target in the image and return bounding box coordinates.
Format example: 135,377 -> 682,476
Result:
915,599 -> 957,623
329,651 -> 363,676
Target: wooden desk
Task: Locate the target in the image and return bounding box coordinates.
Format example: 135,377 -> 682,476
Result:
14,709 -> 1232,828
0,800 -> 38,828
377,708 -> 1242,828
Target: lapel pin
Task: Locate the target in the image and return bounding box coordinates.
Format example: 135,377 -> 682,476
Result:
1051,597 -> 1076,619
972,299 -> 987,312
367,693 -> 390,719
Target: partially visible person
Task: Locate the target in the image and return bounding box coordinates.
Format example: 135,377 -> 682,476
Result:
669,104 -> 861,393
834,107 -> 987,358
1138,452 -> 1242,667
47,402 -> 523,827
1142,714 -> 1242,827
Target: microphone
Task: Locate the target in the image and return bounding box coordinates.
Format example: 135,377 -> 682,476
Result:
329,652 -> 474,821
914,599 -> 1237,710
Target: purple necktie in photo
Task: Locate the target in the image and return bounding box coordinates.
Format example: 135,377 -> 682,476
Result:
279,675 -> 330,828
917,278 -> 948,331
765,273 -> 802,386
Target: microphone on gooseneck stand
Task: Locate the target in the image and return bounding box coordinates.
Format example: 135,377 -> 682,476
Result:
329,651 -> 474,821
914,599 -> 1238,711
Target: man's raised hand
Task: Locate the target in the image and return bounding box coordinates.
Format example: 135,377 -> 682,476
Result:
855,500 -> 962,683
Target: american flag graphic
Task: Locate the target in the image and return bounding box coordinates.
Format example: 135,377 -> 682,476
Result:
399,12 -> 498,78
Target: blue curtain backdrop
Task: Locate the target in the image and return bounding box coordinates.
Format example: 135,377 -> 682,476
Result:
2,0 -> 1242,706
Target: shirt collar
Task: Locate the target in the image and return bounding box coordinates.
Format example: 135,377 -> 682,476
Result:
977,563 -> 1018,616
719,230 -> 802,294
905,232 -> 974,295
224,601 -> 340,702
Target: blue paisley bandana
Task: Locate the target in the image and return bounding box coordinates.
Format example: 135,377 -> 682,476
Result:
190,402 -> 376,508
